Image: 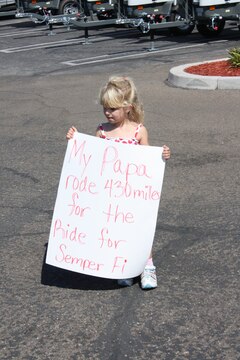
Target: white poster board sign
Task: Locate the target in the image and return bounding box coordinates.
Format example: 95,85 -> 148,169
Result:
46,132 -> 165,279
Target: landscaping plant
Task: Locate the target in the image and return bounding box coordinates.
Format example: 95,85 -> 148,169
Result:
228,48 -> 240,68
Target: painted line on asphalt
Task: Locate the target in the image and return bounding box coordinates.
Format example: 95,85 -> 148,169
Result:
0,38 -> 88,53
61,42 -> 208,66
0,36 -> 111,53
0,34 -> 230,56
0,26 -> 137,53
61,37 -> 234,66
208,39 -> 229,44
0,25 -> 136,39
0,28 -> 45,38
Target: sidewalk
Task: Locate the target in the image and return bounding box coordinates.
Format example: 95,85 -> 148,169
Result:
168,58 -> 240,90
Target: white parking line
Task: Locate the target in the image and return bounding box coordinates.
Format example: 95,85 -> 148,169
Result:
208,39 -> 229,44
61,43 -> 208,66
0,35 -> 112,53
0,33 -> 230,58
0,28 -> 45,38
0,39 -> 83,53
63,54 -> 111,66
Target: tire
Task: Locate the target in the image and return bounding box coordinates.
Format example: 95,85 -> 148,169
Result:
171,23 -> 195,36
197,20 -> 225,37
170,4 -> 195,36
58,0 -> 81,15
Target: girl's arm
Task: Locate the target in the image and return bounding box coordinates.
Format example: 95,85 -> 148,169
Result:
95,127 -> 102,138
162,145 -> 171,160
138,126 -> 171,160
138,126 -> 149,145
66,126 -> 78,140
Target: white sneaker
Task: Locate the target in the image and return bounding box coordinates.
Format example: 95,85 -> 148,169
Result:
141,265 -> 157,290
117,278 -> 134,287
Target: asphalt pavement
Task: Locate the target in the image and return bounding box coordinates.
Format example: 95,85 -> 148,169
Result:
1,18 -> 240,360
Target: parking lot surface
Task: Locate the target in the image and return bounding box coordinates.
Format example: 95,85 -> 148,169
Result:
1,17 -> 240,360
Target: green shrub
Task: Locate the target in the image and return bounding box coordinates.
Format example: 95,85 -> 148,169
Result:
228,48 -> 240,68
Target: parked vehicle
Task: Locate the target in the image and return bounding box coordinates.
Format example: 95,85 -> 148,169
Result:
17,0 -> 83,15
0,0 -> 17,16
76,0 -> 240,35
76,0 -> 196,34
14,0 -> 240,37
193,0 -> 240,36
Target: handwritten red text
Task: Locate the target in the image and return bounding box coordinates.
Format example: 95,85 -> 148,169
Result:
104,179 -> 160,200
100,146 -> 152,182
103,203 -> 134,224
99,227 -> 127,249
68,192 -> 91,217
111,256 -> 128,274
65,175 -> 98,195
53,219 -> 86,244
56,243 -> 104,271
68,139 -> 92,176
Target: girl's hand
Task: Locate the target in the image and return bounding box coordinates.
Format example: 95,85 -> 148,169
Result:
162,145 -> 171,160
66,126 -> 78,140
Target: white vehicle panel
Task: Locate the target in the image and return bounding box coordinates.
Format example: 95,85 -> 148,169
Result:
198,0 -> 239,6
0,0 -> 15,5
128,0 -> 172,6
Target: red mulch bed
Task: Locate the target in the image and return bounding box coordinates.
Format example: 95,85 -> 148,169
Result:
185,60 -> 240,77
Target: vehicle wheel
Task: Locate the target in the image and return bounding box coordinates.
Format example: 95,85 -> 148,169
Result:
197,20 -> 225,37
171,22 -> 195,35
58,0 -> 81,15
169,8 -> 195,36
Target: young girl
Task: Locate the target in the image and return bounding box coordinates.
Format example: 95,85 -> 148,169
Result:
66,76 -> 170,290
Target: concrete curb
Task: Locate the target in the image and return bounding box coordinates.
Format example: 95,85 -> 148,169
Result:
168,58 -> 240,90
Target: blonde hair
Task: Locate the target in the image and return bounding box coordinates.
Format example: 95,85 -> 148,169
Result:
99,76 -> 144,123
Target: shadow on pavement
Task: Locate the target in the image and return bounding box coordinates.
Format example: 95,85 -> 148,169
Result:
41,244 -> 124,291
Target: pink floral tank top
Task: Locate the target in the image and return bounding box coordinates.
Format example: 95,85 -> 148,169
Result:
99,123 -> 142,145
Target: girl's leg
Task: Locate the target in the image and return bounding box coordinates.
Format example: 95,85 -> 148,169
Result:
117,253 -> 157,289
141,252 -> 157,290
117,278 -> 134,287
